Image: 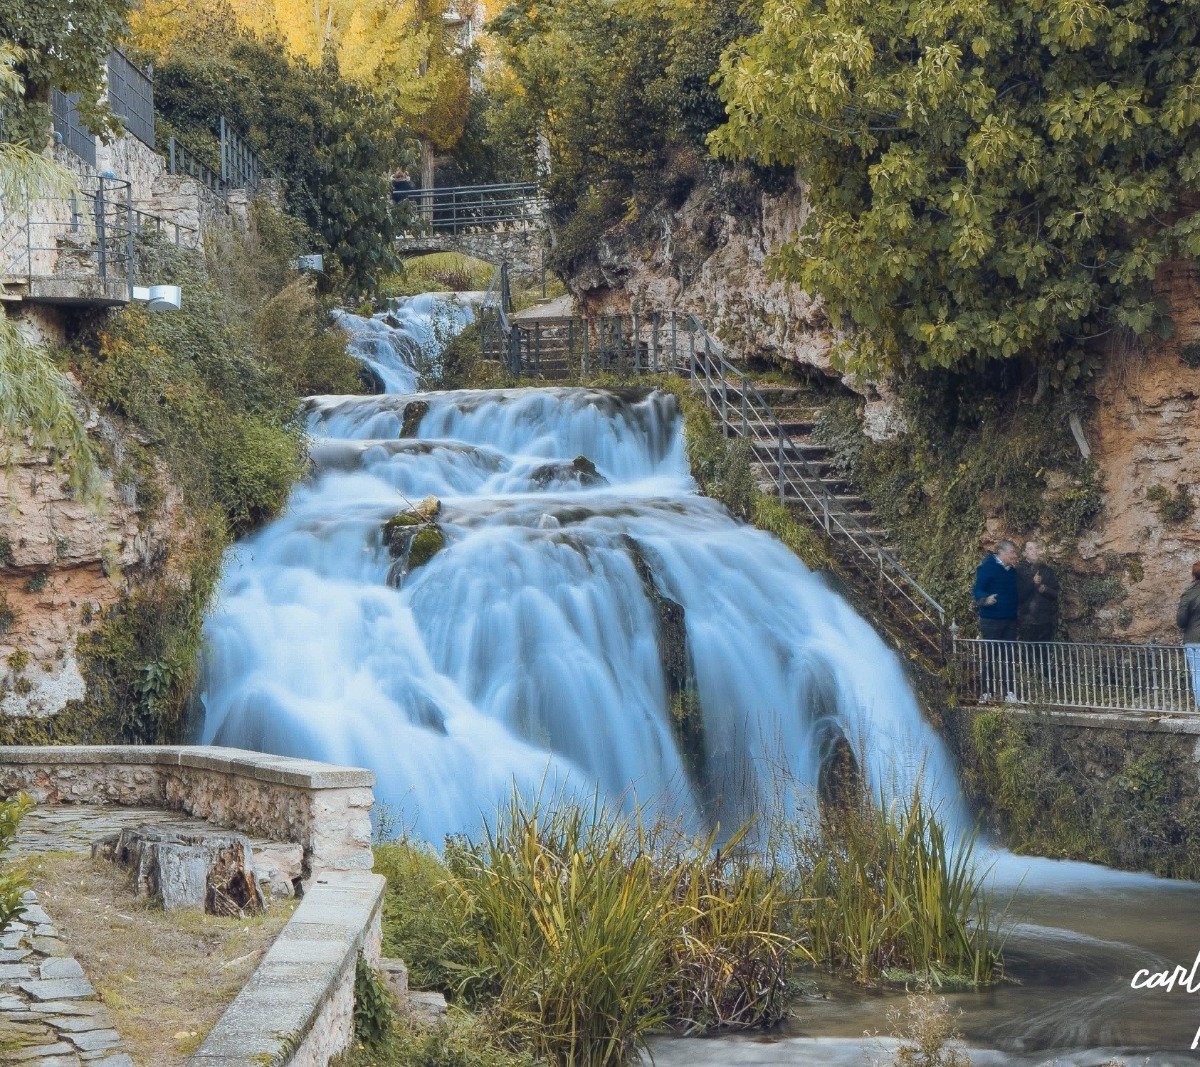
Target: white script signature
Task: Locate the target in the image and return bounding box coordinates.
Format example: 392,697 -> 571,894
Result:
1130,951 -> 1200,1049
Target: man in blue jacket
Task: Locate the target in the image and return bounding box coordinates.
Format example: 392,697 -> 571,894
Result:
972,539 -> 1019,699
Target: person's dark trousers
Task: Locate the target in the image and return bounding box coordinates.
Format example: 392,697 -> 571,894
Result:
1019,621 -> 1056,678
979,618 -> 1017,697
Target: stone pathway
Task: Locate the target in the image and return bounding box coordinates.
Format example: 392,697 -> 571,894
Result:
0,889 -> 130,1066
0,804 -> 308,1064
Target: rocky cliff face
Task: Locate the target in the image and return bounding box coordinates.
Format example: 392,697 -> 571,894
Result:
562,172 -> 909,438
0,387 -> 185,720
1082,259 -> 1200,643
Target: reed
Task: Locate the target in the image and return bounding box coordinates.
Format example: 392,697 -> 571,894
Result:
784,786 -> 1002,987
441,799 -> 798,1065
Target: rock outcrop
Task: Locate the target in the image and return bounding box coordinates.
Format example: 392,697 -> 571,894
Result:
562,170 -> 910,436
1081,259 -> 1200,642
0,400 -> 185,719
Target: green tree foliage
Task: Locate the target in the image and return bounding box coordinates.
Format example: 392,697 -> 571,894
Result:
144,8 -> 407,296
488,0 -> 754,266
0,0 -> 128,144
712,0 -> 1200,379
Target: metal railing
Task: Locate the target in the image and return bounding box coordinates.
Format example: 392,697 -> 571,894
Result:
51,89 -> 97,167
952,637 -> 1200,716
398,183 -> 546,235
481,287 -> 947,652
166,135 -> 224,195
130,207 -> 199,248
1,174 -> 137,301
108,50 -> 155,149
219,116 -> 263,191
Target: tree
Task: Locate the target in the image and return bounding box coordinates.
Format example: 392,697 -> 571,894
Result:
141,11 -> 407,295
711,0 -> 1200,381
134,0 -> 474,151
0,0 -> 129,145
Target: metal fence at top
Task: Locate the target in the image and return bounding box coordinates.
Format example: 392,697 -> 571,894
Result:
398,183 -> 546,235
219,116 -> 263,191
51,90 -> 97,167
951,637 -> 1200,716
107,51 -> 155,149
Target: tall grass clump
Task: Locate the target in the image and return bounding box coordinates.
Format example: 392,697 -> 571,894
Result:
787,786 -> 1001,988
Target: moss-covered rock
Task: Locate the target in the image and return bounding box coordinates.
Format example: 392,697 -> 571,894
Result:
400,400 -> 429,438
409,526 -> 446,569
383,498 -> 442,557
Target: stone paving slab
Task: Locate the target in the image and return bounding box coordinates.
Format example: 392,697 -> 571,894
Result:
0,891 -> 130,1067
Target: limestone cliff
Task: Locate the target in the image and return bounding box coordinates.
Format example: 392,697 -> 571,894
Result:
0,388 -> 186,720
561,171 -> 907,437
1082,259 -> 1200,642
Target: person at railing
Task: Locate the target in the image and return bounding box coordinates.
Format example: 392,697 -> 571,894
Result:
972,539 -> 1019,700
1017,539 -> 1060,643
1176,561 -> 1200,706
391,169 -> 415,203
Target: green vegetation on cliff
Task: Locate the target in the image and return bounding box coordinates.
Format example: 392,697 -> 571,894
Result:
0,203 -> 362,746
953,709 -> 1200,881
712,0 -> 1200,380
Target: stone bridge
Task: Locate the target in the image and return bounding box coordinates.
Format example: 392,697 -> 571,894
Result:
395,182 -> 548,281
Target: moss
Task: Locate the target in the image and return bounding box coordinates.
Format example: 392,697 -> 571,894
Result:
1146,483 -> 1194,524
6,650 -> 29,674
22,571 -> 48,594
0,596 -> 14,638
408,526 -> 446,569
950,708 -> 1200,879
1181,341 -> 1200,368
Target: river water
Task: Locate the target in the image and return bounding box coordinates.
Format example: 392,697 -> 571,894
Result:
197,294 -> 1200,1064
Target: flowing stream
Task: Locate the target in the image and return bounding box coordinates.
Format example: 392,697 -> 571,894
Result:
198,294 -> 1200,1064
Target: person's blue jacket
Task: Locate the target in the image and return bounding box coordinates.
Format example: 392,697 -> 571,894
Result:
972,555 -> 1018,620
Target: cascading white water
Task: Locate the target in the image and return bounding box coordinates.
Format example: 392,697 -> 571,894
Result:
197,298 -> 975,844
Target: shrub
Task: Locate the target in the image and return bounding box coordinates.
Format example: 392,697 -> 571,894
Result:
883,993 -> 972,1067
0,795 -> 31,935
353,956 -> 394,1049
784,786 -> 1001,988
1146,484 -> 1194,525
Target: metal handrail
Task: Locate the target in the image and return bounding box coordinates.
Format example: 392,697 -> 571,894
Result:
951,636 -> 1200,715
397,183 -> 546,236
1,175 -> 137,300
487,302 -> 947,644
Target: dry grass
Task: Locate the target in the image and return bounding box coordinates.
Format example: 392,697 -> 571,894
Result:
27,852 -> 296,1065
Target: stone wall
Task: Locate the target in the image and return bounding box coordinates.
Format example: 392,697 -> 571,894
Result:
398,227 -> 547,281
0,746 -> 375,876
189,870 -> 385,1067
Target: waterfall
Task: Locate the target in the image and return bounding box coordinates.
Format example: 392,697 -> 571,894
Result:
197,299 -> 974,844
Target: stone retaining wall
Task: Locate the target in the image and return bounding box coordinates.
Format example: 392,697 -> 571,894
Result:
189,870 -> 386,1067
0,746 -> 374,878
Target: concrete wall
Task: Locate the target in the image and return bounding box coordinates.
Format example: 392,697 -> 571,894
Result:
0,746 -> 375,877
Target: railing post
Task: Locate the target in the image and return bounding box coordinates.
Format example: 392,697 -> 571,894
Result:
168,136 -> 176,175
671,312 -> 678,372
632,310 -> 641,373
688,326 -> 696,381
740,373 -> 748,439
777,428 -> 785,503
219,116 -> 227,185
583,317 -> 590,377
95,180 -> 107,282
125,181 -> 134,300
